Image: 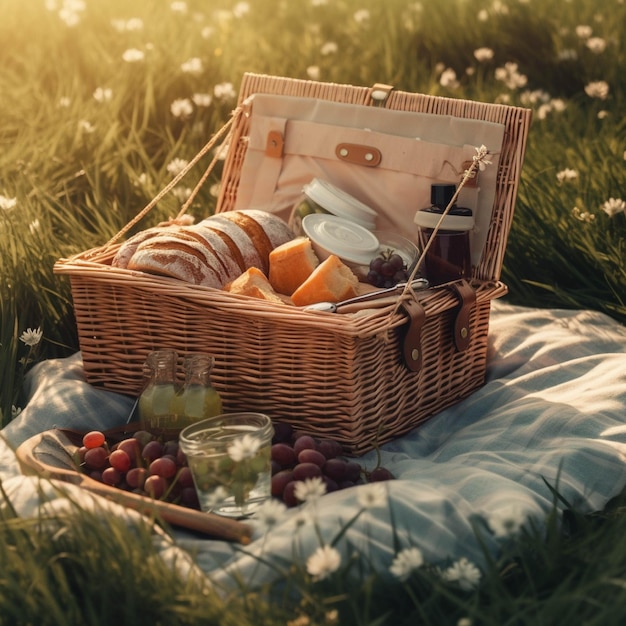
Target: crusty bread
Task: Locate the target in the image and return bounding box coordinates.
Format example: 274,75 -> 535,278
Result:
290,254 -> 359,307
112,226 -> 178,269
268,237 -> 320,296
224,267 -> 286,305
128,236 -> 225,287
122,210 -> 295,288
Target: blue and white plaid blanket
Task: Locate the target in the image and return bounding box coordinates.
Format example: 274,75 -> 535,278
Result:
2,301 -> 626,588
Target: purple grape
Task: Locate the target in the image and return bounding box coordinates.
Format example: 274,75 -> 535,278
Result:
297,448 -> 326,468
271,469 -> 294,497
141,440 -> 164,464
293,435 -> 317,456
292,462 -> 323,481
368,467 -> 395,482
323,458 -> 348,482
283,481 -> 299,507
272,442 -> 297,468
344,461 -> 362,482
317,439 -> 343,460
322,476 -> 339,493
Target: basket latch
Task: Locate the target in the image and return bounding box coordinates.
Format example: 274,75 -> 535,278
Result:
370,83 -> 394,107
400,298 -> 426,372
450,280 -> 476,352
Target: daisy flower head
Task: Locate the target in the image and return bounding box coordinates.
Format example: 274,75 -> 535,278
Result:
93,87 -> 113,103
192,93 -> 212,107
472,144 -> 492,171
181,57 -> 203,75
306,66 -> 320,80
601,198 -> 626,217
227,433 -> 261,462
389,546 -> 424,581
556,168 -> 578,183
473,47 -> 494,62
203,485 -> 229,510
442,557 -> 481,591
586,37 -> 607,54
166,158 -> 189,177
306,544 -> 341,580
254,498 -> 287,528
294,476 -> 327,503
0,195 -> 17,212
585,80 -> 609,100
439,68 -> 459,89
170,98 -> 194,119
357,482 -> 387,509
213,82 -> 236,100
20,327 -> 43,347
122,48 -> 145,63
487,504 -> 526,538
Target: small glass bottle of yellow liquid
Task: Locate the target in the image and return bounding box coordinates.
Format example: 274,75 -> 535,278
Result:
171,353 -> 222,427
138,349 -> 179,431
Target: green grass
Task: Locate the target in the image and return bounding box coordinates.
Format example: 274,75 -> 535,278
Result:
1,0 -> 625,623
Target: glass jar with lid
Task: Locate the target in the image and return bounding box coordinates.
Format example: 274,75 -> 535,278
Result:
290,178 -> 378,235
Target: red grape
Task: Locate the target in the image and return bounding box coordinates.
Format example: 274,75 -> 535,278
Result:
82,431 -> 106,450
101,467 -> 122,486
176,466 -> 194,489
109,449 -> 131,473
149,456 -> 177,479
126,467 -> 147,490
144,475 -> 167,499
83,447 -> 108,470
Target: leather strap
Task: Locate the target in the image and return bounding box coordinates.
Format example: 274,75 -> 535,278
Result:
400,298 -> 426,372
450,280 -> 476,352
335,143 -> 382,167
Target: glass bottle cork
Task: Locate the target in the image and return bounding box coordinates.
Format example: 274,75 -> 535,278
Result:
138,349 -> 179,431
171,353 -> 223,427
414,184 -> 474,285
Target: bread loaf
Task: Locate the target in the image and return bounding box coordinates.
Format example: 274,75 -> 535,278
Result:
128,235 -> 225,287
291,254 -> 359,307
268,237 -> 320,296
122,210 -> 295,288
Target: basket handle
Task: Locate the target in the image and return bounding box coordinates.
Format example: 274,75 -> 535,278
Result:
100,107 -> 243,250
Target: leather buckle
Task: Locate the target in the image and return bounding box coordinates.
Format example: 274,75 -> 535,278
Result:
400,298 -> 426,372
449,280 -> 476,352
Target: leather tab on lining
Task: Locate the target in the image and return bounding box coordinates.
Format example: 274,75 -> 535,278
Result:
265,130 -> 284,157
335,143 -> 382,167
450,280 -> 476,352
401,298 -> 426,372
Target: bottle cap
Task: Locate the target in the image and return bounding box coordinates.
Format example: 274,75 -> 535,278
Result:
430,184 -> 457,210
303,178 -> 377,230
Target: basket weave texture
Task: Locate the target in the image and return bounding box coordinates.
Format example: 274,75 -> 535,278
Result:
54,73 -> 531,455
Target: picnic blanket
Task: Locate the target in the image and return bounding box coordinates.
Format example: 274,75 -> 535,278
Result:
2,301 -> 626,589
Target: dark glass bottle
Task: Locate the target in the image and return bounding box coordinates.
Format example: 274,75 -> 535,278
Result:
414,184 -> 474,285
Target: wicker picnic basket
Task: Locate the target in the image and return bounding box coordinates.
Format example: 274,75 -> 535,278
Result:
54,73 -> 532,455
